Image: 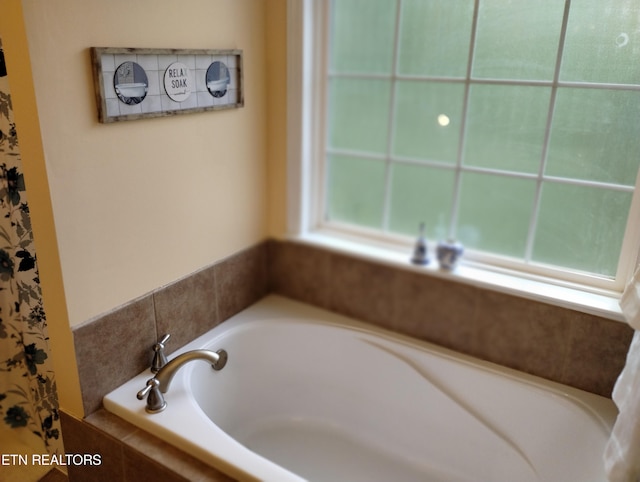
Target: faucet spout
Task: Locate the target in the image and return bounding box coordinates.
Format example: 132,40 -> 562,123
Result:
155,349 -> 228,393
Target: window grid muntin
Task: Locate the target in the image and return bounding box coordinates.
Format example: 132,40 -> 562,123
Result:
328,71 -> 640,92
323,0 -> 639,283
380,0 -> 405,233
448,0 -> 480,241
325,148 -> 636,194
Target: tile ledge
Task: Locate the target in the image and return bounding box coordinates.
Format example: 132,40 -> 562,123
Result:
286,232 -> 626,323
83,409 -> 238,481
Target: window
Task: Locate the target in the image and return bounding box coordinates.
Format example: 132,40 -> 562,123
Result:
289,0 -> 640,294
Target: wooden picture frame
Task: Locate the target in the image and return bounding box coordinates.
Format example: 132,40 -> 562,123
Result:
90,47 -> 244,123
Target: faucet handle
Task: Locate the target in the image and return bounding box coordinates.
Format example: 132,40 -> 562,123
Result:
151,334 -> 171,373
136,378 -> 166,413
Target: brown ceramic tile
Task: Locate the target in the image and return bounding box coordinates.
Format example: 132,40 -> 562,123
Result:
122,430 -> 236,482
562,314 -> 634,397
215,243 -> 269,322
84,409 -> 138,441
83,409 -> 238,481
38,468 -> 68,482
328,253 -> 397,329
60,411 -> 124,482
72,295 -> 156,414
123,448 -> 190,482
473,290 -> 573,381
267,240 -> 331,308
393,270 -> 478,353
153,265 -> 219,354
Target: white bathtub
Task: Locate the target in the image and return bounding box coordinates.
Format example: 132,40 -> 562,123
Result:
104,295 -> 618,482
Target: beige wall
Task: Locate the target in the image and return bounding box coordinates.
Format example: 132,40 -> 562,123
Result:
22,0 -> 271,326
1,0 -> 287,417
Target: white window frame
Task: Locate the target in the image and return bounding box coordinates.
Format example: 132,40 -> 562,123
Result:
286,0 -> 640,321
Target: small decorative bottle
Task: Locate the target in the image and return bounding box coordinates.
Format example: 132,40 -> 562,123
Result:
436,239 -> 464,270
411,223 -> 429,265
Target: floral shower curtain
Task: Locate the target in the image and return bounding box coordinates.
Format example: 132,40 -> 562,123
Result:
0,38 -> 62,454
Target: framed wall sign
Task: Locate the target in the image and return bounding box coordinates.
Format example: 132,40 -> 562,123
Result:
90,47 -> 244,123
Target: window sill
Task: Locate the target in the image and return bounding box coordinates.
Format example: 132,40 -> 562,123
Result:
289,230 -> 626,323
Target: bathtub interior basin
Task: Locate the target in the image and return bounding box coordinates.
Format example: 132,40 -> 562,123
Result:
104,295 -> 618,482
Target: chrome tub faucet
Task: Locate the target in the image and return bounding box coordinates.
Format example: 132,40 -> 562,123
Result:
138,338 -> 228,413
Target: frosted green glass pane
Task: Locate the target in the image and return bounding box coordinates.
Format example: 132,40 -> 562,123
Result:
473,0 -> 564,80
533,183 -> 632,276
398,0 -> 473,77
546,88 -> 640,185
456,173 -> 536,258
388,163 -> 455,239
330,0 -> 397,74
393,81 -> 465,163
464,85 -> 550,173
561,0 -> 640,84
328,78 -> 391,154
326,155 -> 386,228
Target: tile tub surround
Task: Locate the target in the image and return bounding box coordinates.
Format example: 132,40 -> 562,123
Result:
39,468 -> 69,482
267,239 -> 634,398
67,238 -> 632,480
72,242 -> 268,415
60,410 -> 236,482
74,238 -> 632,416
